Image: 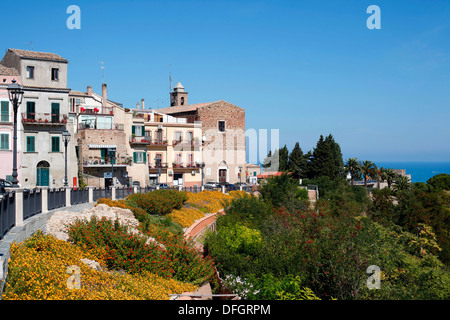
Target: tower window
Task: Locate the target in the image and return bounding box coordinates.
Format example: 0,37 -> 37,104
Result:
218,121 -> 226,132
180,97 -> 185,105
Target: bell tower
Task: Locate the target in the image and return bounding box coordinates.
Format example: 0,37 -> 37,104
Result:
170,82 -> 188,107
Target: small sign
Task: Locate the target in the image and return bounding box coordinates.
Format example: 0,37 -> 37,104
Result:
104,172 -> 112,178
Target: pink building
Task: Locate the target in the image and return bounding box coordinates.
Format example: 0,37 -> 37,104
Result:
0,65 -> 21,184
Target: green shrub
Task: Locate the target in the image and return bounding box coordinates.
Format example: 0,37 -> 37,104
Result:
127,190 -> 187,216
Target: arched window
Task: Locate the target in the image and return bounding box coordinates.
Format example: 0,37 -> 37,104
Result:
180,97 -> 185,105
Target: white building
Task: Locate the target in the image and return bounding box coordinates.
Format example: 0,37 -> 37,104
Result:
0,49 -> 77,188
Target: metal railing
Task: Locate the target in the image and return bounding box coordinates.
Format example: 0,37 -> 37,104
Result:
48,188 -> 66,211
115,186 -> 134,199
70,188 -> 89,205
93,187 -> 111,202
23,189 -> 42,220
21,112 -> 68,125
0,193 -> 15,240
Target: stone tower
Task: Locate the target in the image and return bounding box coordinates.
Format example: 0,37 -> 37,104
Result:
170,82 -> 188,107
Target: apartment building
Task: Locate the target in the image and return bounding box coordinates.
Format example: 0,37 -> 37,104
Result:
156,82 -> 246,184
0,49 -> 77,188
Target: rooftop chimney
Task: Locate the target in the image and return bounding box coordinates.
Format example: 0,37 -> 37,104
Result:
102,83 -> 107,107
136,102 -> 140,109
87,85 -> 92,96
141,98 -> 145,109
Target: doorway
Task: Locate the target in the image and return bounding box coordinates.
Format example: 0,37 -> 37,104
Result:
219,169 -> 227,183
36,161 -> 50,186
173,173 -> 183,186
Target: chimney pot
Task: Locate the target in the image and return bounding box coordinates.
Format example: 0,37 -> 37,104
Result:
141,98 -> 145,110
102,83 -> 107,107
87,85 -> 92,96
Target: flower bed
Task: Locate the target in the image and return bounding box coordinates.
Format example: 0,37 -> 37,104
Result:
2,231 -> 196,300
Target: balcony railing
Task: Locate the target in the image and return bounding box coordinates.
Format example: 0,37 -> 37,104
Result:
22,113 -> 68,125
82,156 -> 132,166
146,138 -> 168,146
78,123 -> 124,130
172,162 -> 199,169
149,162 -> 169,169
172,139 -> 202,147
130,136 -> 151,144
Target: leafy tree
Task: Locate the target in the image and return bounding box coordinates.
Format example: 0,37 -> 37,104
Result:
384,168 -> 397,189
427,173 -> 450,191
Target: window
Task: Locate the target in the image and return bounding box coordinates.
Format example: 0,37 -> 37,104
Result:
155,153 -> 162,167
133,151 -> 146,164
1,101 -> 9,122
51,103 -> 60,123
176,153 -> 182,166
51,136 -> 60,152
26,136 -> 35,152
51,68 -> 59,81
26,101 -> 36,120
26,66 -> 34,79
180,97 -> 185,105
0,133 -> 9,150
132,125 -> 145,136
218,120 -> 226,132
174,131 -> 182,142
188,153 -> 193,167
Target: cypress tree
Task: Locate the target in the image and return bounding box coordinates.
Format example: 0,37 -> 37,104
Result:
279,145 -> 289,172
288,142 -> 307,178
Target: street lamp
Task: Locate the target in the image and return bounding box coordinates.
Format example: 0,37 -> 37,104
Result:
62,130 -> 71,186
238,166 -> 243,185
108,148 -> 116,187
7,80 -> 24,188
154,156 -> 161,185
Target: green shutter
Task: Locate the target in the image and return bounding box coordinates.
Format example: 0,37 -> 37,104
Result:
51,136 -> 60,152
26,136 -> 35,152
133,152 -> 137,163
0,134 -> 9,150
1,101 -> 9,122
132,125 -> 135,135
142,126 -> 145,136
143,152 -> 146,163
101,148 -> 107,158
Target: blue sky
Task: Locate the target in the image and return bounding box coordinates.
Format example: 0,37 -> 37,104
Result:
1,0 -> 449,162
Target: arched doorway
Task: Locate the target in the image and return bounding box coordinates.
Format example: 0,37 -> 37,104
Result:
36,161 -> 50,186
218,161 -> 228,184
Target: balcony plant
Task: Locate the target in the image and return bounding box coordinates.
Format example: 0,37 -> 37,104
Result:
94,107 -> 99,113
80,107 -> 86,113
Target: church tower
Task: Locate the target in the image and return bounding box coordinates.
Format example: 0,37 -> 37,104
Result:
170,82 -> 188,107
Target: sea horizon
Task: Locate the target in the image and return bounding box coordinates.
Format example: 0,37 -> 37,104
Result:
372,161 -> 450,183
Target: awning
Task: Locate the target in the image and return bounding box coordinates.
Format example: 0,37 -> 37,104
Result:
88,144 -> 117,149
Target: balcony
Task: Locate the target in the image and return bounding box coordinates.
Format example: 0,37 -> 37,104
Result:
146,138 -> 169,147
129,136 -> 151,145
78,123 -> 124,130
172,162 -> 200,170
22,113 -> 68,126
172,139 -> 202,148
149,162 -> 169,169
82,156 -> 132,167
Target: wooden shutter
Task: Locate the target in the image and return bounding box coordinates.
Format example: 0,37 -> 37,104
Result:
1,101 -> 9,122
133,152 -> 137,163
143,152 -> 146,163
132,125 -> 135,135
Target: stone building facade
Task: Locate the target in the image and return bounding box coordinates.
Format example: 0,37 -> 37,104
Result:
156,82 -> 246,184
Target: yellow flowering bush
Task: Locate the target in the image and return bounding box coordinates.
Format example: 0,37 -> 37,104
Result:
2,231 -> 196,300
95,198 -> 129,209
167,207 -> 205,228
186,191 -> 233,213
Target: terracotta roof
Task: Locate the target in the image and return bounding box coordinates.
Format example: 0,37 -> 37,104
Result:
256,171 -> 288,179
69,90 -> 90,97
8,48 -> 68,63
155,101 -> 224,114
0,64 -> 19,76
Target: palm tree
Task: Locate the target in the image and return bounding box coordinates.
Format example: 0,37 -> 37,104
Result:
377,166 -> 386,189
344,157 -> 360,186
393,175 -> 411,193
385,168 -> 396,189
359,160 -> 377,188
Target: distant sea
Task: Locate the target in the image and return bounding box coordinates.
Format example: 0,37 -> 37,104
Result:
375,161 -> 450,183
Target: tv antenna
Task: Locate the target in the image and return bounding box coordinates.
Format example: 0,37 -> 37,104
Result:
99,61 -> 105,83
169,64 -> 173,93
25,41 -> 34,50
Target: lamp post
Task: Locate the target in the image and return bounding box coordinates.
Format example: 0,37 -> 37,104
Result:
62,130 -> 71,186
7,80 -> 24,188
108,148 -> 116,187
238,166 -> 243,185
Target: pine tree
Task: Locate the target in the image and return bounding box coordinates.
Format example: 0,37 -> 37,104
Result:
279,145 -> 289,172
308,134 -> 344,180
288,142 -> 306,178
